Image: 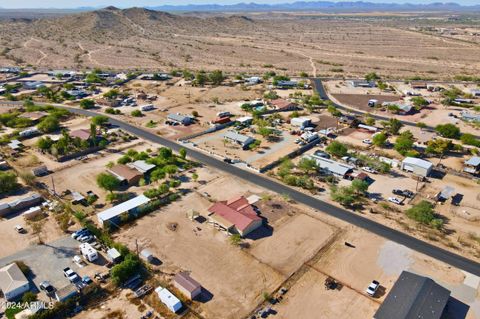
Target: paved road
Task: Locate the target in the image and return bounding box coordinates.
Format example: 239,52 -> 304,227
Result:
311,78 -> 480,140
3,101 -> 480,275
48,105 -> 480,276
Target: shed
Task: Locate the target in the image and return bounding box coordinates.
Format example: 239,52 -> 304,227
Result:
464,156 -> 480,174
155,286 -> 182,313
174,272 -> 202,300
23,206 -> 43,220
55,284 -> 78,302
31,165 -> 48,177
290,117 -> 311,128
71,192 -> 86,204
107,248 -> 122,263
140,249 -> 154,263
401,157 -> 433,177
0,263 -> 30,301
127,160 -> 156,174
437,186 -> 455,201
374,271 -> 450,319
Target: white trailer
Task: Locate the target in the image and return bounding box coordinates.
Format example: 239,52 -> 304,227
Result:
80,243 -> 98,262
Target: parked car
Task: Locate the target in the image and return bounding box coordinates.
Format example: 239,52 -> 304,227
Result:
366,280 -> 380,296
388,197 -> 402,205
82,276 -> 93,285
71,228 -> 88,239
15,225 -> 26,234
362,166 -> 377,174
392,189 -> 414,198
39,281 -> 55,294
362,139 -> 372,145
63,267 -> 79,282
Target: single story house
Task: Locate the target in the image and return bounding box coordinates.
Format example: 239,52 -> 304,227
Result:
0,263 -> 30,301
276,80 -> 298,89
23,81 -> 45,90
167,113 -> 192,125
127,160 -> 156,174
463,156 -> 480,175
0,193 -> 43,217
97,195 -> 151,227
108,164 -> 144,185
224,131 -> 255,149
401,157 -> 433,177
174,272 -> 202,300
48,70 -> 76,78
305,155 -> 353,178
19,111 -> 48,122
55,284 -> 78,302
374,271 -> 450,319
69,129 -> 91,141
290,117 -> 312,128
270,98 -> 298,111
65,89 -> 89,99
347,80 -> 375,88
236,116 -> 253,126
155,286 -> 182,313
208,196 -> 262,236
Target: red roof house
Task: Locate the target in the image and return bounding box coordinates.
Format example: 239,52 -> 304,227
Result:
69,129 -> 91,141
270,99 -> 298,111
207,196 -> 262,236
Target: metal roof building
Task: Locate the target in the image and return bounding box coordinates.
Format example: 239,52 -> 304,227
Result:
0,263 -> 30,301
97,195 -> 150,227
401,157 -> 433,177
155,286 -> 182,313
224,131 -> 255,149
374,271 -> 450,319
304,154 -> 353,178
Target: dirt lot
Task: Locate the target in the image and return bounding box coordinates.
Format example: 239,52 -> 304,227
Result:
73,290 -> 146,319
332,93 -> 401,112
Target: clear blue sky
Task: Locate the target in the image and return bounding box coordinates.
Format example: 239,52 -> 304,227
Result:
1,0 -> 477,9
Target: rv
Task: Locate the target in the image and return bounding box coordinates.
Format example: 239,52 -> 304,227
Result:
80,243 -> 98,262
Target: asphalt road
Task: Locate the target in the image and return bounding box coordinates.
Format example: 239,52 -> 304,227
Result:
311,78 -> 480,140
48,105 -> 480,276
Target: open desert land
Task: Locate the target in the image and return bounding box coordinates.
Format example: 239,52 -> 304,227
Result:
1,8 -> 480,79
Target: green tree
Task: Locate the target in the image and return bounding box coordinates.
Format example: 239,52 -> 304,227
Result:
327,105 -> 342,117
381,118 -> 403,135
96,173 -> 120,193
0,171 -> 19,194
37,116 -> 60,133
330,185 -> 361,207
80,99 -> 95,109
326,141 -> 348,158
110,254 -> 141,286
416,122 -> 427,130
406,200 -> 443,229
411,96 -> 429,110
298,158 -> 318,175
195,71 -> 208,86
372,132 -> 388,147
435,124 -> 461,139
209,70 -> 225,85
131,110 -> 143,117
425,139 -> 453,157
365,72 -> 380,81
92,115 -> 109,126
229,234 -> 242,246
394,130 -> 415,156
351,179 -> 369,194
37,136 -> 54,151
461,133 -> 480,147
179,148 -> 187,159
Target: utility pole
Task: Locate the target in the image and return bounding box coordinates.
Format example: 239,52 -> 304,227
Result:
135,239 -> 139,256
51,176 -> 56,196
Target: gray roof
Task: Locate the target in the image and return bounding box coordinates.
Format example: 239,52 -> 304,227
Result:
97,195 -> 150,223
465,156 -> 480,167
374,271 -> 450,319
0,263 -> 29,295
167,113 -> 191,123
128,160 -> 156,173
306,155 -> 353,177
402,157 -> 433,170
439,186 -> 455,199
224,131 -> 255,145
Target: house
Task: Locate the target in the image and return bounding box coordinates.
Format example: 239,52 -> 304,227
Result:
0,263 -> 30,301
270,98 -> 298,111
65,89 -> 89,99
245,76 -> 262,85
31,165 -> 48,177
97,195 -> 150,227
23,81 -> 45,90
460,111 -> 480,122
305,155 -> 353,178
276,80 -> 298,89
463,156 -> 480,175
155,286 -> 182,313
167,113 -> 192,125
48,70 -> 76,78
19,127 -> 40,138
374,271 -> 450,319
97,98 -> 121,107
224,131 -> 256,149
471,89 -> 480,97
397,104 -> 414,114
401,157 -> 433,177
127,160 -> 156,174
0,193 -> 43,217
23,206 -> 43,220
55,284 -> 78,302
108,164 -> 144,185
347,80 -> 375,88
69,129 -> 92,141
19,111 -> 48,122
208,196 -> 262,236
174,272 -> 202,300
290,117 -> 312,128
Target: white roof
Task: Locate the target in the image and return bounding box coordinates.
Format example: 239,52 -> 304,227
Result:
155,286 -> 182,310
237,116 -> 253,123
128,160 -> 156,173
97,195 -> 150,223
107,248 -> 121,260
0,263 -> 29,295
224,131 -> 254,144
402,157 -> 433,170
465,157 -> 480,166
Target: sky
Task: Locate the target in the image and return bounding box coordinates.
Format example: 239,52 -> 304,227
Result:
0,0 -> 478,9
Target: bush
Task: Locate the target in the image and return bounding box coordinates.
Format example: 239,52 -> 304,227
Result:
326,141 -> 348,158
0,171 -> 19,194
406,200 -> 443,229
435,124 -> 461,139
80,99 -> 95,109
131,110 -> 143,117
37,116 -> 60,133
110,254 -> 142,286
